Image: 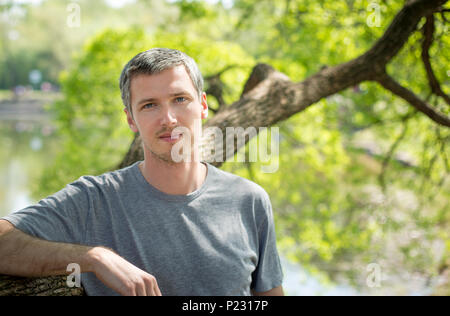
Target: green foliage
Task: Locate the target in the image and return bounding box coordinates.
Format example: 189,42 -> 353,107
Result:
0,0 -> 180,89
34,28 -> 147,196
220,0 -> 449,290
3,0 -> 447,294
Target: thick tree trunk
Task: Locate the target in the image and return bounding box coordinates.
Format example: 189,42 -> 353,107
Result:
0,275 -> 85,296
1,0 -> 447,296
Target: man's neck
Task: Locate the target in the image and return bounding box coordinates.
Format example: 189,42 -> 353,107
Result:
138,158 -> 208,196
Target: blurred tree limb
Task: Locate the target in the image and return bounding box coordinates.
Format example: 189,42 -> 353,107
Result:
420,14 -> 450,106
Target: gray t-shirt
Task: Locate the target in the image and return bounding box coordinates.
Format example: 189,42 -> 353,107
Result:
2,161 -> 283,296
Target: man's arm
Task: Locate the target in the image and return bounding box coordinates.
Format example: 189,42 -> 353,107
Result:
0,219 -> 95,277
251,285 -> 284,296
0,219 -> 162,296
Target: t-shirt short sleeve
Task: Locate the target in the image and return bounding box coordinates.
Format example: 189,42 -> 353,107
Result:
250,189 -> 284,293
1,177 -> 92,245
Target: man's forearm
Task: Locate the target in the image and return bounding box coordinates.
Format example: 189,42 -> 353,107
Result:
0,220 -> 162,295
0,220 -> 97,277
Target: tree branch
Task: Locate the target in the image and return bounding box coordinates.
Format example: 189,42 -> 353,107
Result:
439,9 -> 450,23
204,65 -> 241,112
421,14 -> 450,105
376,72 -> 450,127
378,117 -> 411,191
117,132 -> 143,169
240,63 -> 278,95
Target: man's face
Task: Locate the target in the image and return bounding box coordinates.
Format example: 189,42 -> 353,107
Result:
125,65 -> 208,164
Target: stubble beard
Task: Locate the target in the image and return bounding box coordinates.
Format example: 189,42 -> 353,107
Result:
146,142 -> 178,166
142,126 -> 201,166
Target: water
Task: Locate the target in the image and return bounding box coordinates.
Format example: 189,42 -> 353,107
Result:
0,119 -> 58,217
1,159 -> 34,214
280,256 -> 358,296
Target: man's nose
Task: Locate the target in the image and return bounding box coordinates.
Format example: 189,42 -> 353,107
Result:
160,104 -> 178,126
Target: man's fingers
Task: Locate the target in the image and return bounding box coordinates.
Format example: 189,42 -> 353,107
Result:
146,283 -> 155,296
92,248 -> 162,296
144,276 -> 158,296
133,280 -> 147,296
154,282 -> 162,296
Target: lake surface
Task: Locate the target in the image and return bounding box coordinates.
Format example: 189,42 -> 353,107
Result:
0,119 -> 60,216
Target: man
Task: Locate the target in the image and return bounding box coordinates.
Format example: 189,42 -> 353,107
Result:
0,48 -> 284,296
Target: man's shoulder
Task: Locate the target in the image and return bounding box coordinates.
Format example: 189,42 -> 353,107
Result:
66,162 -> 138,192
209,165 -> 273,225
209,164 -> 270,201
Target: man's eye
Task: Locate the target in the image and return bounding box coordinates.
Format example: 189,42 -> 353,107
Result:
143,103 -> 155,109
175,97 -> 186,103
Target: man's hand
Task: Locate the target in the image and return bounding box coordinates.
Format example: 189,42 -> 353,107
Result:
86,247 -> 162,296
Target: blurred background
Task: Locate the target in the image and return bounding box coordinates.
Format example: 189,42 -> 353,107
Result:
0,0 -> 448,295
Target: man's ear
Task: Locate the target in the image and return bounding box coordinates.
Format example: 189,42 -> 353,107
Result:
124,107 -> 139,133
201,93 -> 209,120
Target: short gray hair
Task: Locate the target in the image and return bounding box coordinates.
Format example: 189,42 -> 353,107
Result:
119,48 -> 204,116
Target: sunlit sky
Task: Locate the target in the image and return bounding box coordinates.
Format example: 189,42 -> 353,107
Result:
1,0 -> 138,8
1,0 -> 234,8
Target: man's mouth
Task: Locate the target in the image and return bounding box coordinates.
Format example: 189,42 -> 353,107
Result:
159,133 -> 183,142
